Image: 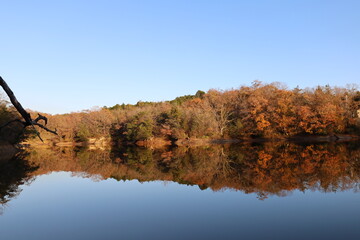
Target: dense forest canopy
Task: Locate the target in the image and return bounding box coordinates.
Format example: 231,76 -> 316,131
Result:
4,81 -> 360,145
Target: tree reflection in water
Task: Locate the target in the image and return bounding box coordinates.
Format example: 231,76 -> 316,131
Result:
1,141 -> 360,210
0,151 -> 37,214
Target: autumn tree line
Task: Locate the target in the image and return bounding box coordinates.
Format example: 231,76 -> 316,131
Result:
3,81 -> 360,145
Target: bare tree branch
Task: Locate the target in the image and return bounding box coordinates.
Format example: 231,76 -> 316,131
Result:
33,122 -> 57,135
0,76 -> 58,142
34,113 -> 48,125
0,76 -> 32,126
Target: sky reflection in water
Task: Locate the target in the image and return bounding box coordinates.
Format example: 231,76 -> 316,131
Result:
1,142 -> 360,240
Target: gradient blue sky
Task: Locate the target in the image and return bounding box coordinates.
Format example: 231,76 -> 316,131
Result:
1,0 -> 359,114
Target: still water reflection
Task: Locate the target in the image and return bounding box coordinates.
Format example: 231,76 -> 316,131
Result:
1,142 -> 360,239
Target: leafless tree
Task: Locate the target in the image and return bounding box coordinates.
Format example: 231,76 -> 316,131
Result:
0,76 -> 58,142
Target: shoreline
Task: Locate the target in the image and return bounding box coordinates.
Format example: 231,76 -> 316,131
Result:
19,134 -> 360,149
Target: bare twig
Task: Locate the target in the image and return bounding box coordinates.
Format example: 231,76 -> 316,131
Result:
34,114 -> 48,125
33,122 -> 57,135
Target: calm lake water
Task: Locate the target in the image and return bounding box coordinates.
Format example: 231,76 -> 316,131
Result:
1,142 -> 360,240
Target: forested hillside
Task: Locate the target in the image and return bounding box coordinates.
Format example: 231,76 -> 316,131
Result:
0,96 -> 23,144
27,82 -> 360,145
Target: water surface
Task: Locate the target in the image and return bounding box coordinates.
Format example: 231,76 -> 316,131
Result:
1,142 -> 360,239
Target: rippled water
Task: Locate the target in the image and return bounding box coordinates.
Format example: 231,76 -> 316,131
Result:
1,142 -> 360,239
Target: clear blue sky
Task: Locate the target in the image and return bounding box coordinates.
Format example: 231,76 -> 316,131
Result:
1,0 -> 359,114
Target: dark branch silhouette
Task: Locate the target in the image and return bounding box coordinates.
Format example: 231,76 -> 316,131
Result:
0,76 -> 58,142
